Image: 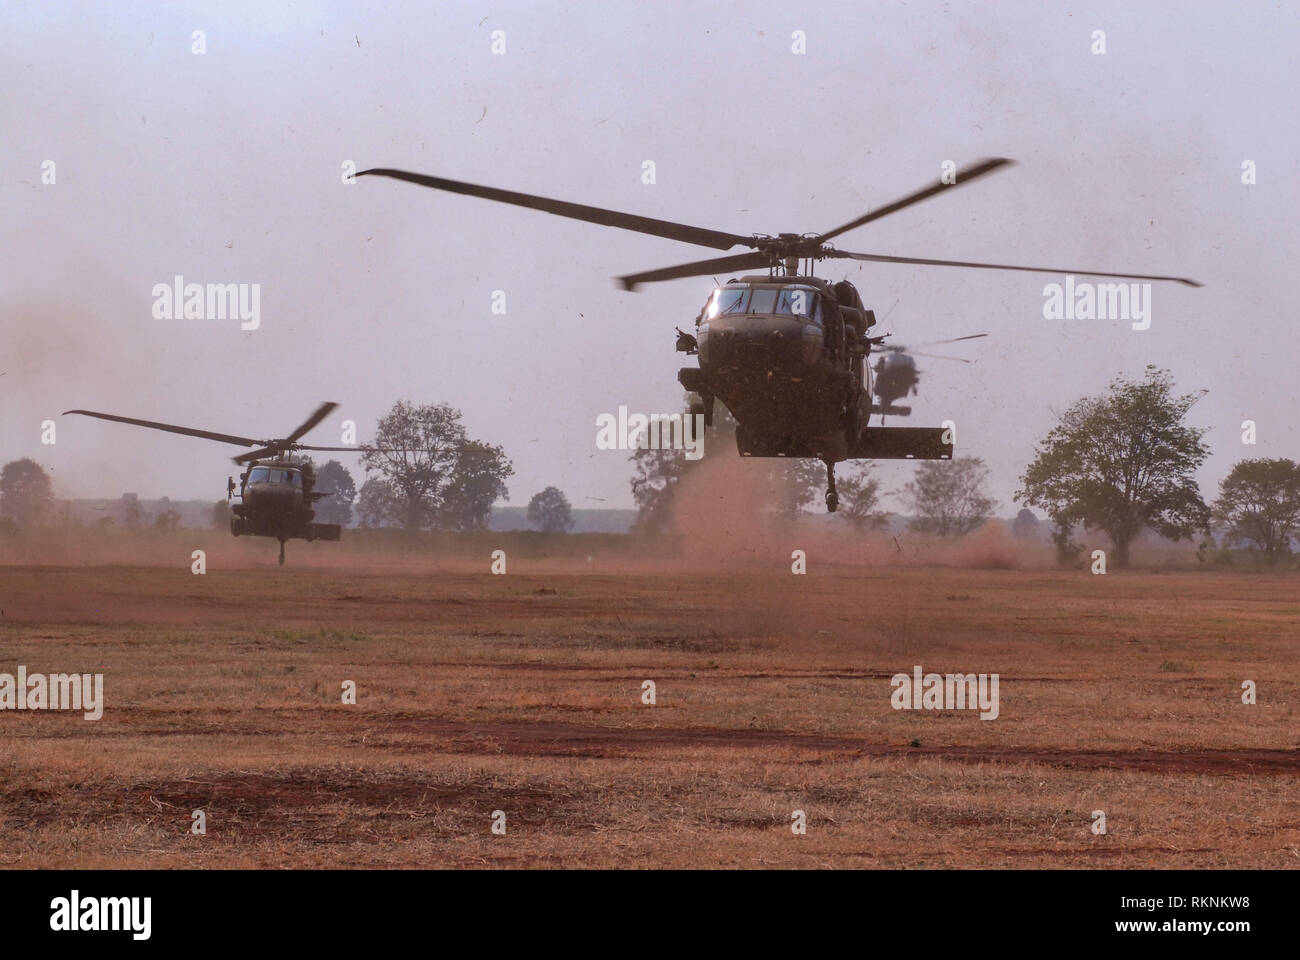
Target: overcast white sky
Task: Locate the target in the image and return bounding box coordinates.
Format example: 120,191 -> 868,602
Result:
2,1 -> 1296,512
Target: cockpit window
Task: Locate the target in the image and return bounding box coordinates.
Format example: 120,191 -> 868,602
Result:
247,467 -> 301,486
708,288 -> 749,318
776,288 -> 818,319
710,285 -> 821,319
748,288 -> 778,314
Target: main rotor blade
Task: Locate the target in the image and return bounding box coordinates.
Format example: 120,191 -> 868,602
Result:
293,445 -> 395,453
285,402 -> 338,444
905,334 -> 989,349
358,168 -> 754,252
233,447 -> 280,464
64,410 -> 261,447
817,157 -> 1014,244
826,250 -> 1202,287
908,351 -> 973,363
618,252 -> 772,291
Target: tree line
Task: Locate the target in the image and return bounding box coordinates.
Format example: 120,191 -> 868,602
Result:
5,378 -> 1299,566
632,366 -> 1300,569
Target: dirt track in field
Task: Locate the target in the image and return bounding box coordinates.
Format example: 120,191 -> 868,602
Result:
1,559 -> 1297,868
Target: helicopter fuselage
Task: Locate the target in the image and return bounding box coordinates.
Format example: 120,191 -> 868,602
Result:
678,275 -> 931,463
229,461 -> 341,547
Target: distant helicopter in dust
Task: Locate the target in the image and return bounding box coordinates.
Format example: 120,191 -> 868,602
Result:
64,402 -> 385,565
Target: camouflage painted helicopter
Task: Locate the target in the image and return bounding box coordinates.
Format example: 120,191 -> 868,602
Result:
64,402 -> 374,564
357,158 -> 1199,511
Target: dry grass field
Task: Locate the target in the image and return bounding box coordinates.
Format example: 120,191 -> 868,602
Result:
1,533 -> 1297,869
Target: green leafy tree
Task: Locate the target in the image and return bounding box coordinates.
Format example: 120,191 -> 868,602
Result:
313,459 -> 357,526
629,399 -> 826,531
771,459 -> 824,520
356,477 -> 397,528
527,486 -> 575,532
629,394 -> 720,535
1212,458 -> 1300,566
0,459 -> 54,527
438,440 -> 513,531
838,462 -> 888,531
1012,507 -> 1039,540
1017,366 -> 1210,568
362,400 -> 513,531
904,456 -> 995,536
630,444 -> 688,535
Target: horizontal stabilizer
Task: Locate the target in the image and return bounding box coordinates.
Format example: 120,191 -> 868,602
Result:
847,427 -> 952,460
871,403 -> 912,417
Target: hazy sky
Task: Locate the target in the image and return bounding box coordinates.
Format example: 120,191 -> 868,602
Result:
3,1 -> 1296,512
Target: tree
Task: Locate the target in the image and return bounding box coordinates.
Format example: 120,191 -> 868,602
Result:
438,440 -> 513,531
630,444 -> 690,534
313,460 -> 357,526
0,459 -> 54,527
356,477 -> 397,528
1212,458 -> 1300,566
1017,366 -> 1210,568
770,459 -> 824,520
629,395 -> 722,534
837,462 -> 888,531
1012,508 -> 1039,541
628,399 -> 824,531
527,486 -> 575,532
361,400 -> 513,531
155,509 -> 180,531
904,456 -> 995,536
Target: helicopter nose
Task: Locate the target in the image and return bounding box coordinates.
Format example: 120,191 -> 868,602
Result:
704,316 -> 808,369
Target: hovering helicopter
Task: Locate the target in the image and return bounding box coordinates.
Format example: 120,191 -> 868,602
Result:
357,158 -> 1200,511
871,333 -> 989,419
64,402 -> 376,565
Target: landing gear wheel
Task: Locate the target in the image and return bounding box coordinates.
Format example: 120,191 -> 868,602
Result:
822,458 -> 839,513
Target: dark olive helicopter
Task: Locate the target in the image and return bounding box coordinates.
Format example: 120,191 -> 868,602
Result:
357,158 -> 1199,511
871,333 -> 989,419
64,402 -> 376,564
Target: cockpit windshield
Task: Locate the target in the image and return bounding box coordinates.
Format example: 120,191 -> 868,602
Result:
708,286 -> 820,321
776,288 -> 819,319
749,288 -> 777,314
708,288 -> 750,317
247,467 -> 301,487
